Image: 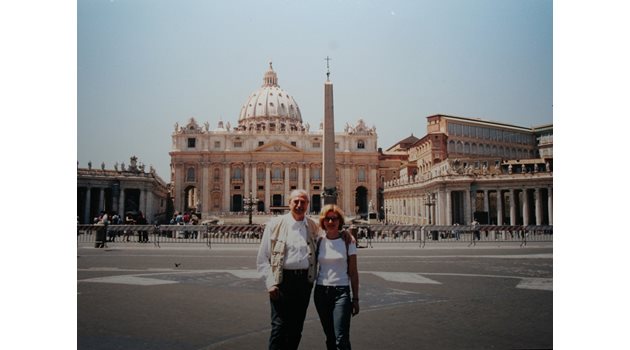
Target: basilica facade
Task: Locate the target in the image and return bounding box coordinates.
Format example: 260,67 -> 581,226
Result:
170,64 -> 381,217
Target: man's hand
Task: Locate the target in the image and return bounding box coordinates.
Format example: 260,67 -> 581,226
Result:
268,285 -> 281,300
342,230 -> 357,245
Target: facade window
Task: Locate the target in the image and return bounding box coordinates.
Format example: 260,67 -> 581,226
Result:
312,168 -> 321,181
187,138 -> 196,148
232,167 -> 242,180
234,141 -> 242,148
358,167 -> 366,182
291,141 -> 297,147
214,141 -> 221,149
213,168 -> 220,181
357,140 -> 365,149
335,142 -> 339,149
257,167 -> 265,180
272,167 -> 282,180
313,142 -> 320,148
186,167 -> 195,182
258,141 -> 264,147
290,168 -> 297,181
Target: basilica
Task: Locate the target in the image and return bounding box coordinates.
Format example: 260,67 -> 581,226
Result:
169,63 -> 553,225
170,63 -> 381,217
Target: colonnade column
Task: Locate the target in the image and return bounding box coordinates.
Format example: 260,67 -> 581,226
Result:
522,188 -> 530,226
535,188 -> 542,225
98,188 -> 105,213
446,190 -> 452,225
509,189 -> 516,225
496,189 -> 503,226
140,188 -> 147,215
463,190 -> 471,225
483,190 -> 489,222
146,190 -> 154,223
84,187 -> 91,224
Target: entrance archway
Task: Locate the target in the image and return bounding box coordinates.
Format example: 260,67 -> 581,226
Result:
355,186 -> 368,217
311,194 -> 321,214
232,194 -> 243,212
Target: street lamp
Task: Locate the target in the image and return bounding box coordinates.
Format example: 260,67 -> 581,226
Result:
424,192 -> 435,225
243,192 -> 258,225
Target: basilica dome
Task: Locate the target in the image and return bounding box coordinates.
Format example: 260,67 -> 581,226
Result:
238,63 -> 303,128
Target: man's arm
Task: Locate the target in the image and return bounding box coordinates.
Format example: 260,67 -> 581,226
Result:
256,221 -> 280,299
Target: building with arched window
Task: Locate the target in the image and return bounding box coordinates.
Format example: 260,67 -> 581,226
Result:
383,114 -> 553,226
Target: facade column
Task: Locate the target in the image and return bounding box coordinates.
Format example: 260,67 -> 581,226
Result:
509,189 -> 517,225
202,163 -> 209,217
343,164 -> 352,215
369,165 -> 378,209
251,163 -> 257,197
547,188 -> 553,225
223,164 -> 231,212
84,187 -> 91,224
244,162 -> 250,196
284,163 -> 290,204
522,188 -> 530,226
174,164 -> 184,213
265,163 -> 271,210
305,165 -> 311,193
298,162 -> 304,191
535,188 -> 543,225
496,189 -> 503,226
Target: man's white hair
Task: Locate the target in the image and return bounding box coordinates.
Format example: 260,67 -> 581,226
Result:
289,189 -> 309,201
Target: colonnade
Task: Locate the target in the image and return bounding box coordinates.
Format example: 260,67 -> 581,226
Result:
78,185 -> 154,224
384,186 -> 553,226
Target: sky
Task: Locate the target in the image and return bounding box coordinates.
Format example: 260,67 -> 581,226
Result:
77,0 -> 552,179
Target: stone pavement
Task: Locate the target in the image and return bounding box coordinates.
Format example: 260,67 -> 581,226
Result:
77,243 -> 552,349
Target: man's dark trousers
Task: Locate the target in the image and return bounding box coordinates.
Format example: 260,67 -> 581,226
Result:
269,270 -> 313,350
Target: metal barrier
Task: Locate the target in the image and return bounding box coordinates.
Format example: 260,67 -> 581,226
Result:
77,223 -> 551,248
420,225 -> 553,247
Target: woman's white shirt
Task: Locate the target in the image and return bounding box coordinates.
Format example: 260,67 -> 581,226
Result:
316,236 -> 357,286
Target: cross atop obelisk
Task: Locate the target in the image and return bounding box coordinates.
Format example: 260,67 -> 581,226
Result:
322,56 -> 337,205
325,56 -> 332,81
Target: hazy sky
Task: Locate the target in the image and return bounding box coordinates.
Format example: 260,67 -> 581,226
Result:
78,0 -> 552,179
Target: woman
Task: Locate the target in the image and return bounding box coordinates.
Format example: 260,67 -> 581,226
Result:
314,204 -> 359,350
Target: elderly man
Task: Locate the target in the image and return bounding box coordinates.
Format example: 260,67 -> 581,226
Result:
257,189 -> 319,350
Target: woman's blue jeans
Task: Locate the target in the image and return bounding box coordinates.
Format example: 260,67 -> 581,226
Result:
314,285 -> 352,350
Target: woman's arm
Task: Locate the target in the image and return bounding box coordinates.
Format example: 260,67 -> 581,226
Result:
348,254 -> 360,316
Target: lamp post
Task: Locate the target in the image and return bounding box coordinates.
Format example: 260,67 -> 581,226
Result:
243,192 -> 258,225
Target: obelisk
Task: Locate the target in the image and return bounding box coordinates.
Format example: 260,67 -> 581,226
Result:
322,56 -> 337,205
